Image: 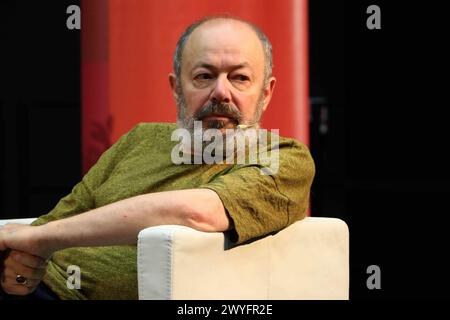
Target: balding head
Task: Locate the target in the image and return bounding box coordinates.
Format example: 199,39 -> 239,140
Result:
173,16 -> 273,86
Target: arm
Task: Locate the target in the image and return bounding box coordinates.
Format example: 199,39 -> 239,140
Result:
0,188 -> 230,259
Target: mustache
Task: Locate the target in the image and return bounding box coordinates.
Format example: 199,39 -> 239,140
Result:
193,101 -> 242,123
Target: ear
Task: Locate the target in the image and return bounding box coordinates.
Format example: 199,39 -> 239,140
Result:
261,76 -> 276,112
169,73 -> 179,100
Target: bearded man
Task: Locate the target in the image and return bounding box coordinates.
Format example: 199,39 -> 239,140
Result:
0,16 -> 314,300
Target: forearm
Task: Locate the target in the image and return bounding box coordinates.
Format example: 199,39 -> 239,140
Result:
39,188 -> 229,253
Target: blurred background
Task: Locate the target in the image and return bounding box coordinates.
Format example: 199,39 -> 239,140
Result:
1,0 -> 449,299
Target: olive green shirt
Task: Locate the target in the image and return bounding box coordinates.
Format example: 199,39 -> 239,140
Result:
31,123 -> 315,300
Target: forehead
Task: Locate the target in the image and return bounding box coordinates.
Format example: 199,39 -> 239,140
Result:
182,20 -> 265,72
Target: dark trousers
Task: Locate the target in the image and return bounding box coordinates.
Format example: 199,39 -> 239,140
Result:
0,282 -> 59,300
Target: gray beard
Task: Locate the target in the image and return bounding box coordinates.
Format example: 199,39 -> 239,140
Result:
175,87 -> 265,134
175,88 -> 265,159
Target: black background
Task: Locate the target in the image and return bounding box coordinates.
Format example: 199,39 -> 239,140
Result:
310,1 -> 450,299
1,0 -> 449,301
0,1 -> 81,221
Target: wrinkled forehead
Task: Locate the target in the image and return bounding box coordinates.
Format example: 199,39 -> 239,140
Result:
182,19 -> 265,73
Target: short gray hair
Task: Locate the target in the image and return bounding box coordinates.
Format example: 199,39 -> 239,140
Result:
173,15 -> 273,86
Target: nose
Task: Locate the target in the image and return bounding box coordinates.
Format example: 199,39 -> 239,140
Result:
210,74 -> 231,104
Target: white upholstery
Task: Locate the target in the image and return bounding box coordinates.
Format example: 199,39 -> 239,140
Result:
0,218 -> 37,226
0,217 -> 349,300
137,217 -> 349,300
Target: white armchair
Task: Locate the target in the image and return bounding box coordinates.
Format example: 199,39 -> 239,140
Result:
0,217 -> 349,300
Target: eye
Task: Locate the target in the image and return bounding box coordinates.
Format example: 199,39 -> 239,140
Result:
232,74 -> 250,82
194,73 -> 213,80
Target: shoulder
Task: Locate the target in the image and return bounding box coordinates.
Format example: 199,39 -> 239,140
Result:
122,122 -> 177,143
278,135 -> 310,151
131,122 -> 177,135
276,134 -> 315,177
271,132 -> 313,161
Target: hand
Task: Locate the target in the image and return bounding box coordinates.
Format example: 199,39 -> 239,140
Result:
0,223 -> 53,259
1,249 -> 48,295
0,223 -> 53,295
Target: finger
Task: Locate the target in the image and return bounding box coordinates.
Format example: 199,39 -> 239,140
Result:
10,250 -> 48,269
1,278 -> 37,295
2,263 -> 46,282
3,256 -> 46,280
2,274 -> 40,289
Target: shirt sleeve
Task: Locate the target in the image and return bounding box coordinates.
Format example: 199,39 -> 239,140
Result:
200,138 -> 315,244
31,124 -> 141,226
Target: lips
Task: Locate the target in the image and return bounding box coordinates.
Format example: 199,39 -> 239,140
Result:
202,114 -> 232,120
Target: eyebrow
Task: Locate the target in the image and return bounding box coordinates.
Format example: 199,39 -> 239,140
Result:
192,62 -> 252,72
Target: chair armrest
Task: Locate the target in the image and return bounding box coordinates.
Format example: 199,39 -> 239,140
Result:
137,217 -> 349,300
0,218 -> 37,226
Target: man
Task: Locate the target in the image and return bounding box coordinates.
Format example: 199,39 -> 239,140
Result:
0,16 -> 314,299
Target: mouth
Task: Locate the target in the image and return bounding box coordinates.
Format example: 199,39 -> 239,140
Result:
201,114 -> 234,121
